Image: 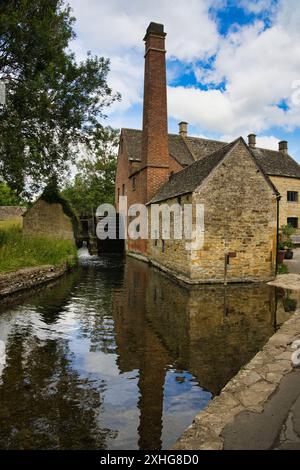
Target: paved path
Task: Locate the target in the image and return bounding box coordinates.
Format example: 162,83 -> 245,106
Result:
286,247 -> 300,274
222,369 -> 300,450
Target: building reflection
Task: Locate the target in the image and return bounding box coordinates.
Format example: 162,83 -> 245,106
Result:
113,257 -> 293,448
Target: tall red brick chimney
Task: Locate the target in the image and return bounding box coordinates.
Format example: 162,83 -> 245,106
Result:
141,22 -> 169,202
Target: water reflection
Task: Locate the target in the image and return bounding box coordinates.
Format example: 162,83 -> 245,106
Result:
0,257 -> 296,449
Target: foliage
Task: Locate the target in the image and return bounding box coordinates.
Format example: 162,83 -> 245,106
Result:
0,0 -> 120,197
280,224 -> 297,240
277,263 -> 289,274
0,225 -> 77,273
62,127 -> 118,215
279,223 -> 296,251
0,182 -> 24,205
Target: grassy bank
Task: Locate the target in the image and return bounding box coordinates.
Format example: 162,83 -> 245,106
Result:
0,226 -> 77,273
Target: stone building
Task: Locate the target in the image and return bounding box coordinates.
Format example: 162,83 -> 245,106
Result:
23,198 -> 75,242
0,206 -> 26,227
115,22 -> 300,283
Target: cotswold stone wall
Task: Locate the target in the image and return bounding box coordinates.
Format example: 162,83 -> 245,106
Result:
0,206 -> 26,225
0,264 -> 67,298
23,199 -> 74,241
270,175 -> 300,233
148,141 -> 277,283
148,194 -> 192,278
190,143 -> 277,282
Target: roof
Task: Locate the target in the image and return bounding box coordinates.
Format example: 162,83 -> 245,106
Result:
149,138 -> 278,204
251,147 -> 300,178
149,139 -> 239,203
122,128 -> 300,179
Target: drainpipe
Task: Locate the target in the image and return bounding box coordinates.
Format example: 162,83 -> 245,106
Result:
275,194 -> 281,275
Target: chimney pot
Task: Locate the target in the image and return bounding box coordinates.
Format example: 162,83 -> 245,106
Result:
279,140 -> 288,154
179,121 -> 188,137
248,134 -> 256,148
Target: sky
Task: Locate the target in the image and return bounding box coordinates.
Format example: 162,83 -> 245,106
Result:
69,0 -> 300,162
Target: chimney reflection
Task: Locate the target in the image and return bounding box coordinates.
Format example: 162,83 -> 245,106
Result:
113,257 -> 289,449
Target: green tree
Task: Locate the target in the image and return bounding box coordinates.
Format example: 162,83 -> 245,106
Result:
62,127 -> 118,216
0,0 -> 119,197
0,182 -> 24,205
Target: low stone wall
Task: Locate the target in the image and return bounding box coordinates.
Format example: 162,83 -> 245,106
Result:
173,308 -> 300,450
0,264 -> 68,298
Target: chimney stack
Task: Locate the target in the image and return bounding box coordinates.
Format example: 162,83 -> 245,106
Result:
248,134 -> 256,149
279,140 -> 288,154
141,22 -> 169,201
179,122 -> 188,137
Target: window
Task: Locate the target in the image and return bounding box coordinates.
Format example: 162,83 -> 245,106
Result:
162,240 -> 165,253
287,191 -> 298,202
287,217 -> 298,229
122,184 -> 125,196
132,176 -> 136,191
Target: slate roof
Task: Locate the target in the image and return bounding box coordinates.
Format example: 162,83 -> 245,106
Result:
251,147 -> 300,178
122,128 -> 300,180
148,140 -> 239,203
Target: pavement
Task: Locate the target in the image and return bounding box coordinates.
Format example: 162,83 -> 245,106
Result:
222,369 -> 300,450
285,247 -> 300,274
223,254 -> 300,450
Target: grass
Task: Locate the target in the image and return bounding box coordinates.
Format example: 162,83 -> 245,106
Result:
0,226 -> 77,274
0,218 -> 23,230
278,263 -> 289,274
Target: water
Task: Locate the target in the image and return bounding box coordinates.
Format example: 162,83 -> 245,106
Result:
0,256 -> 296,450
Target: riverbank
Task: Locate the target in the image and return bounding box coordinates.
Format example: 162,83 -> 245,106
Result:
173,288 -> 300,450
0,263 -> 73,298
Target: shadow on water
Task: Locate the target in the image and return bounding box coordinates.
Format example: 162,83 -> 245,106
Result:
0,255 -> 297,450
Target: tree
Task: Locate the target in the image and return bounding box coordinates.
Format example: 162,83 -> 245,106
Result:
0,182 -> 24,205
0,0 -> 119,197
62,127 -> 118,216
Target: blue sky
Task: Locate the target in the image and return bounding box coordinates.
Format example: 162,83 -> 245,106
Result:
69,0 -> 300,162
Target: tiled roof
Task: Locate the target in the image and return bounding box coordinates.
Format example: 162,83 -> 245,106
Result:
122,128 -> 300,180
148,140 -> 239,203
251,147 -> 300,178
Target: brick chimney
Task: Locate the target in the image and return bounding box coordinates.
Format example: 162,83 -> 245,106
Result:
141,22 -> 169,202
279,140 -> 288,155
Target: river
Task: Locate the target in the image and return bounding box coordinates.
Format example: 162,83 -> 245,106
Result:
0,255 -> 295,449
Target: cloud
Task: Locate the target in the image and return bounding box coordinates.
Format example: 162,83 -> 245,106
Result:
69,0 -> 300,146
176,1 -> 300,135
237,0 -> 276,14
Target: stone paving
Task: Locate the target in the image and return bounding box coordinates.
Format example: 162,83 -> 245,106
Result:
173,307 -> 300,450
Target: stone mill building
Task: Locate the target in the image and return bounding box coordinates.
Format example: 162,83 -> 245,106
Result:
115,22 -> 300,284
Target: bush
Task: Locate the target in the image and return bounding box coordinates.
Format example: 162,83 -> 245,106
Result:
0,226 -> 77,273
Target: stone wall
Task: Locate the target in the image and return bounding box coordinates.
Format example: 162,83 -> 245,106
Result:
23,199 -> 75,241
148,194 -> 192,278
148,140 -> 277,283
270,175 -> 300,233
0,206 -> 26,225
0,264 -> 67,298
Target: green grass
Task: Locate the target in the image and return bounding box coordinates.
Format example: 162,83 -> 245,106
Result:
278,263 -> 289,274
0,218 -> 23,230
0,226 -> 77,273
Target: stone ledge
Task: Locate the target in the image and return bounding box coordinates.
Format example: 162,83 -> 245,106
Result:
172,308 -> 300,450
0,264 -> 69,298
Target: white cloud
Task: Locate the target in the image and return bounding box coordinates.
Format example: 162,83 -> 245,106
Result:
177,1 -> 300,135
69,0 -> 300,145
238,0 -> 276,14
